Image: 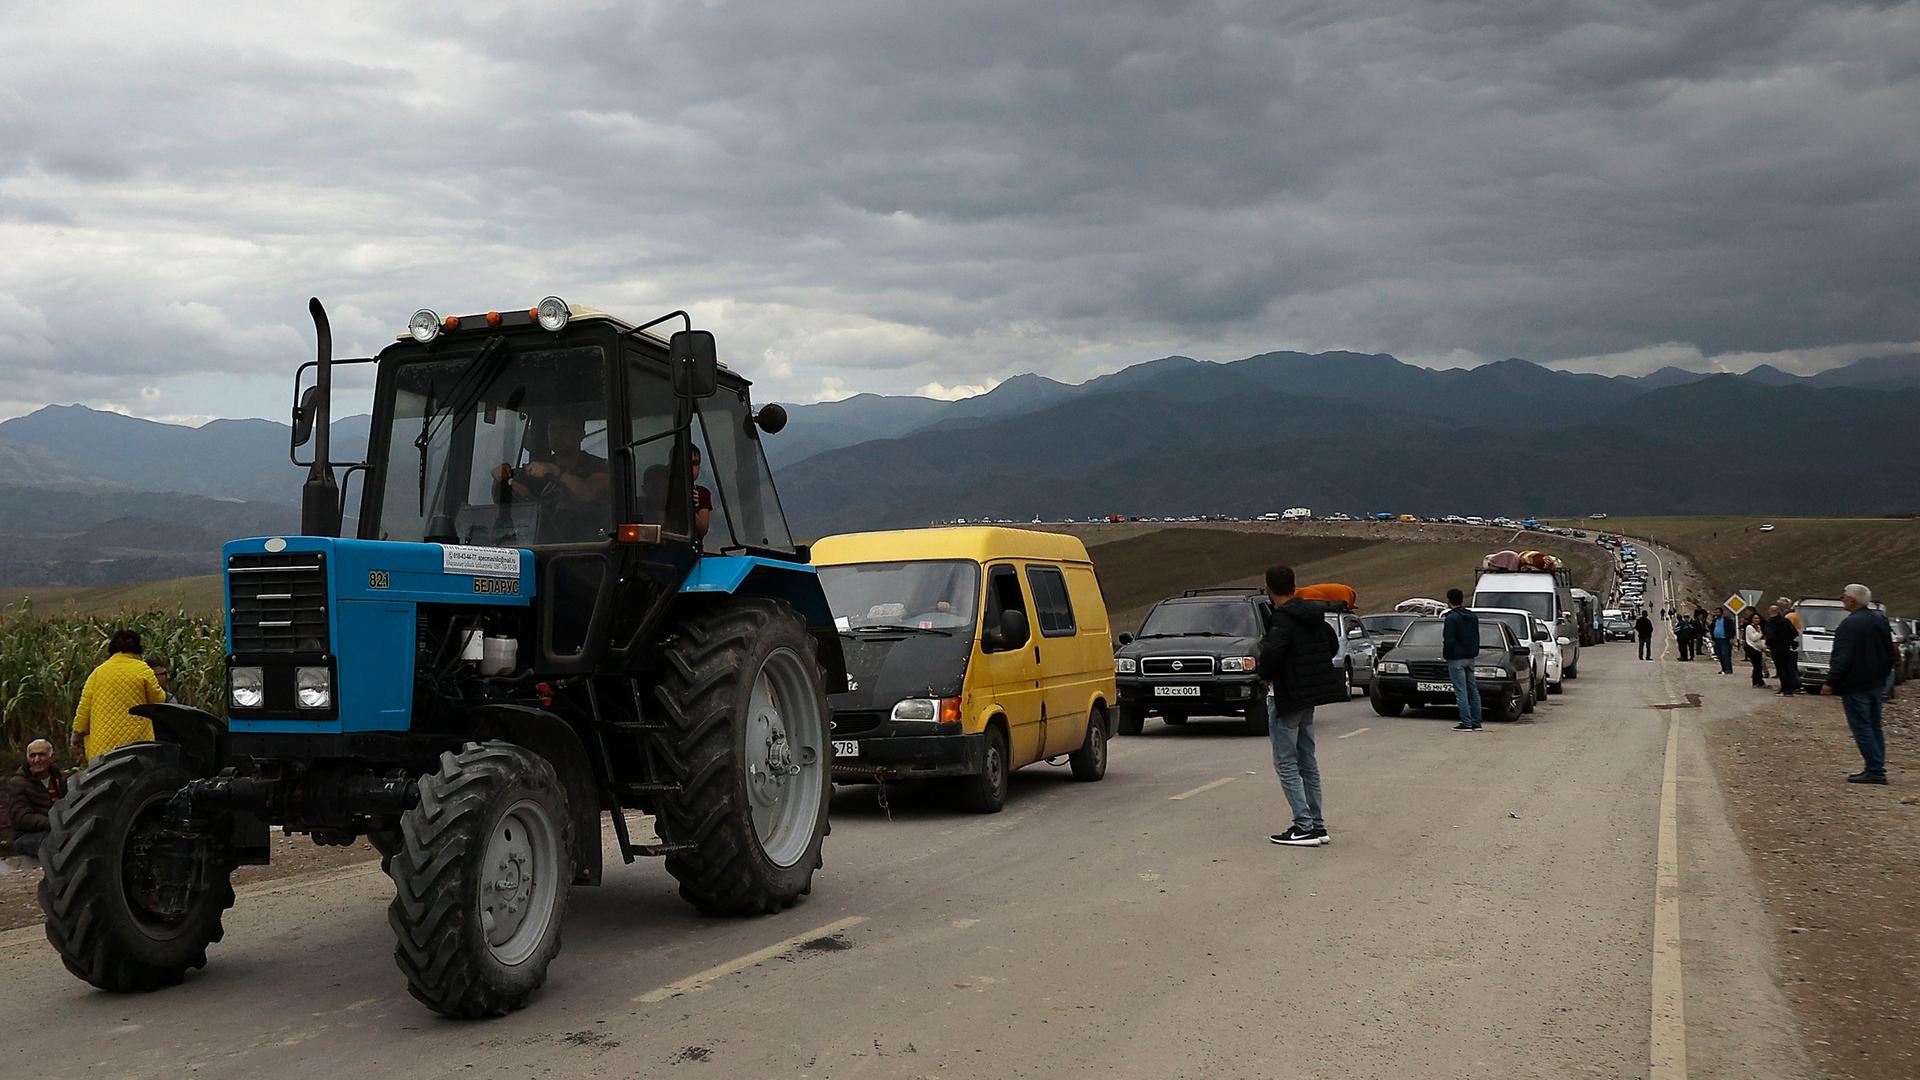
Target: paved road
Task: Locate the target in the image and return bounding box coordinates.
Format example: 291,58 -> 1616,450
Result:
1,586 -> 1810,1078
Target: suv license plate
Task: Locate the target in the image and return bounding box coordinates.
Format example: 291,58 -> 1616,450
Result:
1416,681 -> 1454,693
1154,685 -> 1201,698
831,740 -> 860,758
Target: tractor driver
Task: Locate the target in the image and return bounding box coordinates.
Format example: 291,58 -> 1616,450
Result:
492,411 -> 610,542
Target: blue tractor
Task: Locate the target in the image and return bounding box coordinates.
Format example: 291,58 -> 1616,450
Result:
38,298 -> 846,1017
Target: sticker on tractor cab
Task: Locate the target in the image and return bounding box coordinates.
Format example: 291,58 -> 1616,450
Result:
473,577 -> 521,595
441,544 -> 519,578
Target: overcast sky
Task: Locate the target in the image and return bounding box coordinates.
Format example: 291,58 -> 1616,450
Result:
2,0 -> 1916,424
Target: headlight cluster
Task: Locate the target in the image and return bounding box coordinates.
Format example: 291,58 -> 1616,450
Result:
296,666 -> 332,709
1377,660 -> 1409,675
1473,666 -> 1506,679
1114,657 -> 1137,674
229,666 -> 263,709
891,697 -> 961,724
1219,656 -> 1257,673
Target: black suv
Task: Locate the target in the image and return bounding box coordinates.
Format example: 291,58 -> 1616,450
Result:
1113,589 -> 1271,736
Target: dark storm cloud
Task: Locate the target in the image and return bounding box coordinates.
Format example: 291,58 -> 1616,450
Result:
1,0 -> 1916,418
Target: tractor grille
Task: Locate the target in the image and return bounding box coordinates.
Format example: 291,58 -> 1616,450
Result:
1406,661 -> 1451,681
1141,655 -> 1215,677
228,552 -> 329,654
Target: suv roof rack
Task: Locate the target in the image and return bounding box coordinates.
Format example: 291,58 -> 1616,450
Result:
1179,587 -> 1263,598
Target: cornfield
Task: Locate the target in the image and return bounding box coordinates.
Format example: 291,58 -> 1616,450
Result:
0,599 -> 226,766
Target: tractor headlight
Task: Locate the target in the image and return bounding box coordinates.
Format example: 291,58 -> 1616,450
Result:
535,296 -> 570,332
1473,666 -> 1505,679
230,666 -> 264,709
1115,657 -> 1137,674
408,308 -> 441,344
1378,661 -> 1408,675
295,666 -> 332,709
1219,656 -> 1257,673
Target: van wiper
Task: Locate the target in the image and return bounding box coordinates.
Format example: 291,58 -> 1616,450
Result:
846,623 -> 953,636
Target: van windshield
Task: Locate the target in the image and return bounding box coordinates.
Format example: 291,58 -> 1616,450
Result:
1475,591 -> 1553,622
819,560 -> 981,632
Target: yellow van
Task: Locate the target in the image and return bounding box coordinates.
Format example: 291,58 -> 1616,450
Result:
810,527 -> 1117,813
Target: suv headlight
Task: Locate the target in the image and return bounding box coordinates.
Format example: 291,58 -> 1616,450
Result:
1115,657 -> 1137,674
1377,660 -> 1408,674
295,666 -> 332,709
230,666 -> 264,709
1473,666 -> 1505,679
1219,656 -> 1257,673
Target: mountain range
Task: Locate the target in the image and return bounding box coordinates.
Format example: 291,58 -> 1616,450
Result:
1,351 -> 1917,585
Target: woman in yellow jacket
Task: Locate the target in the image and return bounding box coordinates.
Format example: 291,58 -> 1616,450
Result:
69,629 -> 167,761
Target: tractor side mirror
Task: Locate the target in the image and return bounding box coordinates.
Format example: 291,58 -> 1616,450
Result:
755,402 -> 788,434
291,384 -> 321,449
669,330 -> 719,399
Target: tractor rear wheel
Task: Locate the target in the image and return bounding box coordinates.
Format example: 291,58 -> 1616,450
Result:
653,599 -> 832,916
388,742 -> 573,1018
38,743 -> 236,992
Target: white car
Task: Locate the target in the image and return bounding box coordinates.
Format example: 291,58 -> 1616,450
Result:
1760,523 -> 1776,532
1534,618 -> 1565,692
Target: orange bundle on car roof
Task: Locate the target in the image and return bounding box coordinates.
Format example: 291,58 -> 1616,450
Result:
1481,549 -> 1523,571
1297,582 -> 1357,611
1516,550 -> 1563,570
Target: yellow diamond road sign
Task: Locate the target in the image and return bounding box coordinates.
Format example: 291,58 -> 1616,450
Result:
1724,594 -> 1747,614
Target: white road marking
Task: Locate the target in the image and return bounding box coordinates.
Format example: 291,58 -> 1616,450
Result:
633,916 -> 867,1004
1337,727 -> 1370,739
1168,777 -> 1237,801
1651,702 -> 1688,1078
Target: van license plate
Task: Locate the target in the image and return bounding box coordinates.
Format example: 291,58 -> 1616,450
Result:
831,740 -> 860,758
1416,681 -> 1454,693
1154,686 -> 1201,697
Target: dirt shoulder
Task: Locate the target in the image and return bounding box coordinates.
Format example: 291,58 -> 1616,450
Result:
1,832 -> 379,933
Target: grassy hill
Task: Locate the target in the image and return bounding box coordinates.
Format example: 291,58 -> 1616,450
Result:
1,574 -> 225,617
1603,516 -> 1920,613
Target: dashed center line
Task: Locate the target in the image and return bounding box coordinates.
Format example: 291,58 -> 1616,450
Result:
1168,777 -> 1236,801
633,915 -> 868,1004
1337,727 -> 1370,739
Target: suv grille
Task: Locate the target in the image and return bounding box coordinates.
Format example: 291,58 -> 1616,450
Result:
228,552 -> 329,654
1142,656 -> 1216,676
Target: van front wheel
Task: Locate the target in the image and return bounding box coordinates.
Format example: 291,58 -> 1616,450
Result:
1068,709 -> 1107,781
957,726 -> 1010,814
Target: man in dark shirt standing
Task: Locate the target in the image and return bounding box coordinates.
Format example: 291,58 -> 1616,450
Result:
1819,584 -> 1896,784
1635,612 -> 1655,660
1443,589 -> 1482,731
1765,604 -> 1801,694
1255,564 -> 1345,847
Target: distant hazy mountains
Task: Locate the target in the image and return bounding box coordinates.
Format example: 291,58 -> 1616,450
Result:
1,351 -> 1916,585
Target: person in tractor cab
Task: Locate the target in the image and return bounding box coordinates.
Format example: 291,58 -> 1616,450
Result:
689,445 -> 712,541
491,411 -> 610,542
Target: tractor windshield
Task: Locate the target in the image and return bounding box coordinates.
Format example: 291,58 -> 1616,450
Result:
371,344 -> 611,546
692,384 -> 795,552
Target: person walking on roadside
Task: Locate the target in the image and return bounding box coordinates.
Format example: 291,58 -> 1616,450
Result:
1443,589 -> 1483,731
1743,610 -> 1770,687
1636,612 -> 1655,660
1255,564 -> 1346,847
1766,603 -> 1802,695
69,629 -> 166,762
1674,615 -> 1694,661
1818,584 -> 1896,784
1711,608 -> 1736,674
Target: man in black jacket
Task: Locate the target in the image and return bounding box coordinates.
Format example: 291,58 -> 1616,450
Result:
2,739 -> 65,860
1635,612 -> 1655,660
1765,605 -> 1801,694
1443,589 -> 1482,730
1255,564 -> 1345,847
1818,584 -> 1895,784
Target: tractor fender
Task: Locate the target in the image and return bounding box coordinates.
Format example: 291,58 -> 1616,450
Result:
468,704 -> 604,886
133,702 -> 229,777
679,556 -> 849,692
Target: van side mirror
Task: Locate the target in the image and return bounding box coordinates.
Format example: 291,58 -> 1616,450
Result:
986,609 -> 1029,652
291,384 -> 321,449
669,330 -> 719,398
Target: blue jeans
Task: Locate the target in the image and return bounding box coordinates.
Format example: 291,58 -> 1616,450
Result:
1267,697 -> 1323,831
12,832 -> 45,859
1447,658 -> 1482,725
1843,690 -> 1886,776
1713,637 -> 1733,672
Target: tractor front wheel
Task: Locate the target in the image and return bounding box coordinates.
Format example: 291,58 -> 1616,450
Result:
653,599 -> 832,916
388,742 -> 573,1018
38,743 -> 237,992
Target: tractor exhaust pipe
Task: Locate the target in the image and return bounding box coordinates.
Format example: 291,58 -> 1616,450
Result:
300,297 -> 341,537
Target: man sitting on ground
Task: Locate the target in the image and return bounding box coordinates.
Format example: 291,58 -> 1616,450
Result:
2,739 -> 66,861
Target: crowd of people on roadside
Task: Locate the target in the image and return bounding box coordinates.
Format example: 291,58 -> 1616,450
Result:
1663,599 -> 1809,693
0,630 -> 168,865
